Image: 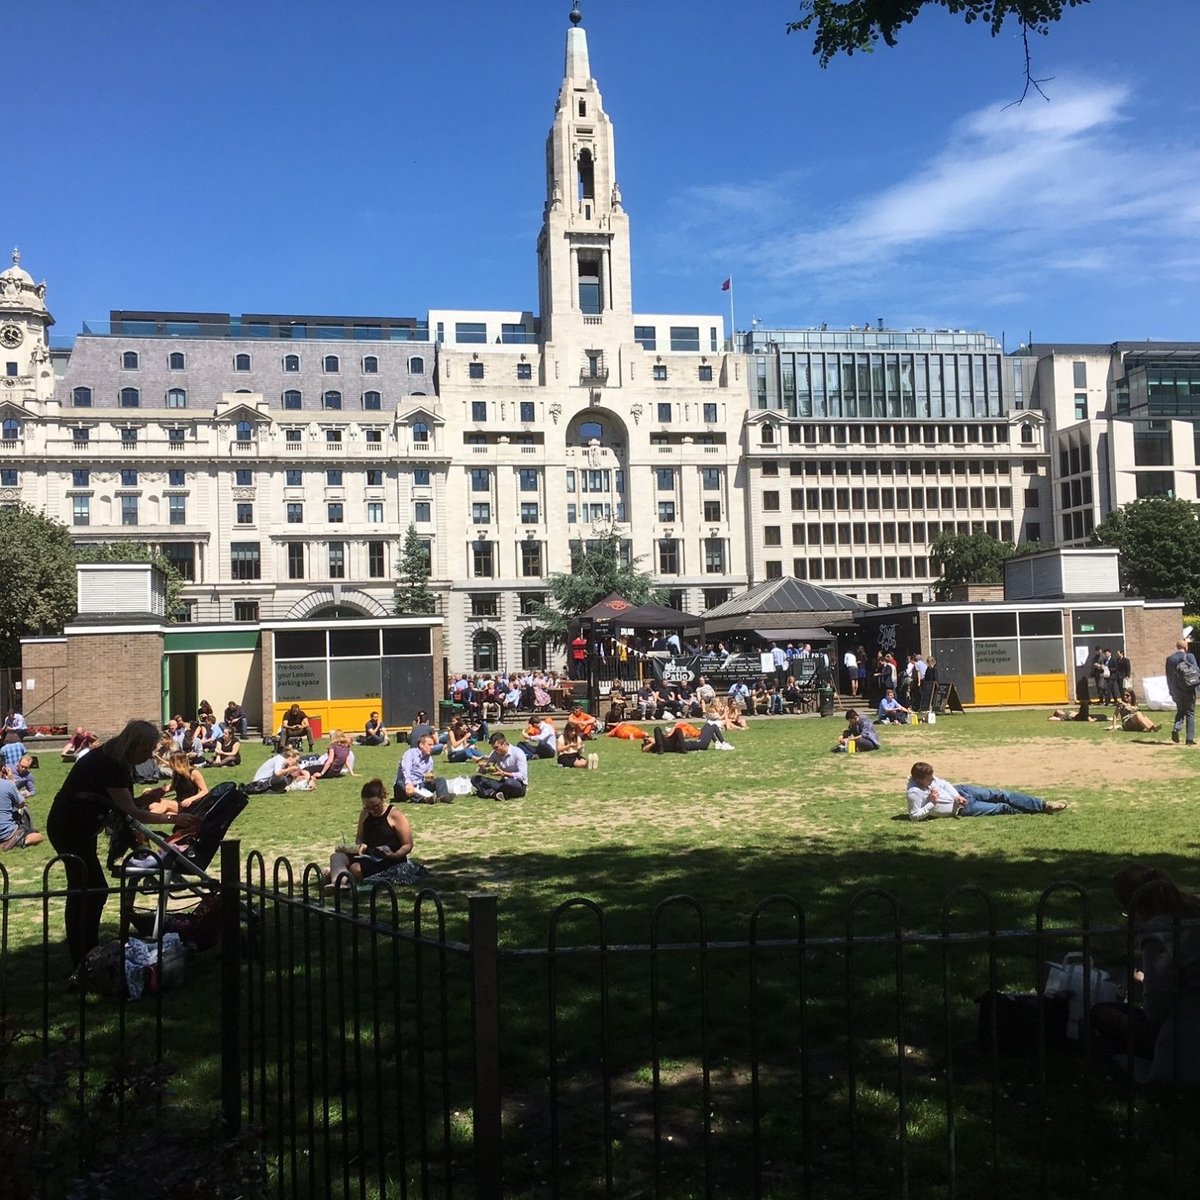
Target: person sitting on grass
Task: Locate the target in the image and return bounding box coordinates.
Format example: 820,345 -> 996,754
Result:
876,687 -> 913,725
277,703 -> 314,751
309,729 -> 357,780
253,747 -> 314,792
833,709 -> 880,753
905,760 -> 1067,820
557,721 -> 598,769
61,727 -> 94,762
357,711 -> 389,747
471,732 -> 529,800
145,750 -> 210,816
519,717 -> 557,761
0,768 -> 43,851
327,777 -> 422,891
395,733 -> 450,804
444,715 -> 485,764
604,688 -> 629,730
569,704 -> 599,740
1109,689 -> 1162,735
1,730 -> 27,773
408,712 -> 443,755
12,753 -> 36,799
209,725 -> 242,768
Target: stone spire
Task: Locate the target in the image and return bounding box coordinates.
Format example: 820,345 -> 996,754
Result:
564,3 -> 590,81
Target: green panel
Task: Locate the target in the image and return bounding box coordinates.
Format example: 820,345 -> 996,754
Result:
163,630 -> 261,653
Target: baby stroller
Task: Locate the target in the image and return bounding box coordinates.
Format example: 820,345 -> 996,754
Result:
116,780 -> 250,942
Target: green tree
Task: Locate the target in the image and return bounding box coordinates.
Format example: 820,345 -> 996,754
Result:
0,505 -> 78,665
1090,497 -> 1200,612
75,542 -> 185,622
790,1 -> 1087,64
929,530 -> 1035,599
393,524 -> 436,615
528,528 -> 665,650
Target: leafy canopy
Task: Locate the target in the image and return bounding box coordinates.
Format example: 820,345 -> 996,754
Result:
394,524 -> 436,615
528,529 -> 664,649
1090,497 -> 1200,612
929,529 -> 1040,599
789,0 -> 1089,66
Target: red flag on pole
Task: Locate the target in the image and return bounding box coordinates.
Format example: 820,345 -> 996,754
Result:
720,277 -> 731,292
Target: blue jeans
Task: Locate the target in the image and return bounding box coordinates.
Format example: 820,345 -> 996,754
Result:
1172,693 -> 1196,743
955,784 -> 1046,816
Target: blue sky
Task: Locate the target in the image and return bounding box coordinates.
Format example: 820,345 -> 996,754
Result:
8,1 -> 1199,345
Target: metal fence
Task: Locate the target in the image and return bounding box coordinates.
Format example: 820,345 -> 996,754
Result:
2,851 -> 1198,1199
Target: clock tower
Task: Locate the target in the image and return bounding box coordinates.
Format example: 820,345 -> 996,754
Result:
0,248 -> 56,405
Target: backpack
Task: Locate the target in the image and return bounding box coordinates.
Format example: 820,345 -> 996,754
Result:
1176,655 -> 1200,690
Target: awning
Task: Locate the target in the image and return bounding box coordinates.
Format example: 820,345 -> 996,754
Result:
751,627 -> 835,643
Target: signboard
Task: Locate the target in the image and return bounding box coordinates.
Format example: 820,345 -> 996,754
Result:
275,659 -> 328,700
651,652 -> 765,689
929,682 -> 965,715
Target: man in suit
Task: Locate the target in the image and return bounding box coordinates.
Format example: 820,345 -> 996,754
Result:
1165,638 -> 1199,746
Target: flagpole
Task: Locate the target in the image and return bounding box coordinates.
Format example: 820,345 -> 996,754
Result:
727,276 -> 736,350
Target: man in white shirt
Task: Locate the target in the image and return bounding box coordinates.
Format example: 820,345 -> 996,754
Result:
905,761 -> 1067,821
472,733 -> 529,799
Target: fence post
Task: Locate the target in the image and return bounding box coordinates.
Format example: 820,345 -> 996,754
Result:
469,893 -> 502,1200
219,839 -> 242,1135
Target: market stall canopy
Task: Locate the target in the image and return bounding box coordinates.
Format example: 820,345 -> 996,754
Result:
583,593 -> 699,628
701,577 -> 870,638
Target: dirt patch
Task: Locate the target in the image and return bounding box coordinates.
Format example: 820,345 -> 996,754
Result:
844,733 -> 1194,796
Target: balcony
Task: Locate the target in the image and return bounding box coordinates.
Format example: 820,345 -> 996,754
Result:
580,366 -> 609,385
0,439 -> 21,452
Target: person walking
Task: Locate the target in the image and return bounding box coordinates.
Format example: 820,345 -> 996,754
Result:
1165,637 -> 1199,746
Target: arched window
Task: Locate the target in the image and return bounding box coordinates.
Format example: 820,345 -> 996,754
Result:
72,386 -> 92,407
235,420 -> 253,442
761,423 -> 775,444
473,629 -> 499,673
119,387 -> 140,408
166,388 -> 187,409
577,148 -> 595,202
283,354 -> 300,372
234,353 -> 251,371
579,420 -> 603,445
323,355 -> 340,373
323,390 -> 342,411
283,389 -> 302,410
168,351 -> 185,370
521,630 -> 546,671
121,351 -> 139,369
408,356 -> 425,374
412,422 -> 430,443
1020,423 -> 1035,444
362,391 -> 381,411
362,356 -> 379,374
1,418 -> 20,441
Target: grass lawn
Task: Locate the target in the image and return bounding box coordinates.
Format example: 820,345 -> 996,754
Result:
6,707 -> 1199,944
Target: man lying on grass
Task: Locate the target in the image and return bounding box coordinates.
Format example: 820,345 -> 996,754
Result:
905,760 -> 1068,821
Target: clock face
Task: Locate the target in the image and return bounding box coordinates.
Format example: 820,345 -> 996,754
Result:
0,324 -> 22,349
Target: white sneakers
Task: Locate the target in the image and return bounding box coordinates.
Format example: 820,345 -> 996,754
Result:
587,752 -> 599,770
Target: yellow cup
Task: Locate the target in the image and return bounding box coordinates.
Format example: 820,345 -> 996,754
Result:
846,737 -> 857,754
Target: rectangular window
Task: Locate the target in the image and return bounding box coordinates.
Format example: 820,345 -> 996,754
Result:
167,468 -> 185,487
634,325 -> 657,351
517,363 -> 533,381
518,468 -> 538,493
472,502 -> 492,524
162,542 -> 195,581
328,502 -> 344,523
235,468 -> 252,486
658,501 -> 676,522
120,495 -> 139,526
366,468 -> 383,486
72,496 -> 89,526
698,365 -> 713,382
414,468 -> 430,486
1072,361 -> 1087,388
287,543 -> 305,580
652,364 -> 667,381
519,400 -> 535,422
329,542 -> 346,578
326,468 -> 343,486
284,468 -> 302,487
471,593 -> 499,618
456,322 -> 487,344
470,467 -> 490,493
764,526 -> 782,546
231,542 -> 261,581
285,429 -> 302,444
473,542 -> 494,577
656,468 -> 675,491
669,326 -> 700,352
1074,393 -> 1088,421
73,427 -> 89,445
72,468 -> 90,487
521,541 -> 543,577
520,501 -> 539,524
233,600 -> 259,622
366,501 -> 384,523
120,468 -> 138,487
703,402 -> 718,423
367,540 -> 386,579
762,491 -> 779,511
702,468 -> 720,492
0,468 -> 17,486
658,539 -> 679,574
704,538 -> 725,574
471,400 -> 487,421
286,502 -> 303,524
235,502 -> 253,525
168,495 -> 186,525
655,402 -> 672,424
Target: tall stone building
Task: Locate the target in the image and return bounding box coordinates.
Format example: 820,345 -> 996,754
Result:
0,8 -> 745,671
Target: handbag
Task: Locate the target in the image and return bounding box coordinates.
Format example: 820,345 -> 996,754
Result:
1043,952 -> 1120,1039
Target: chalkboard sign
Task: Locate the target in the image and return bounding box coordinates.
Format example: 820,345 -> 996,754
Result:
929,682 -> 965,715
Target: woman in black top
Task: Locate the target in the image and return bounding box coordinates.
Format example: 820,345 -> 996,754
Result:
327,777 -> 413,888
47,719 -> 200,966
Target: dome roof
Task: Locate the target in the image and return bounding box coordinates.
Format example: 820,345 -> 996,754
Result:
0,248 -> 51,321
0,248 -> 34,286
